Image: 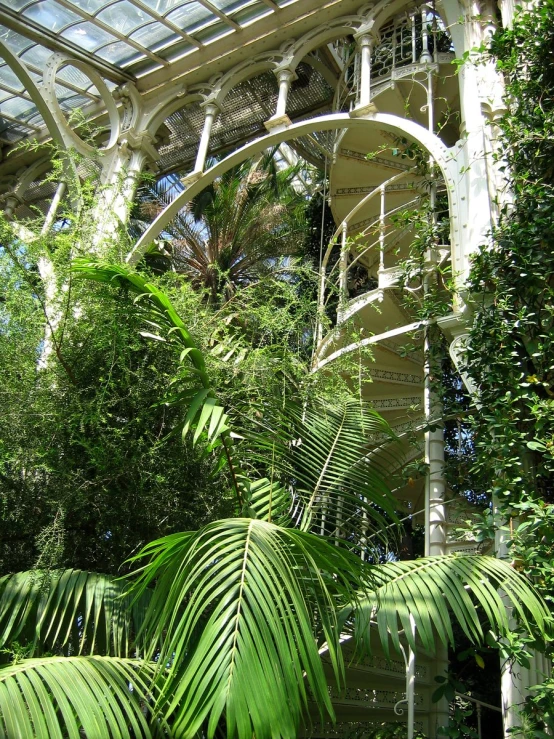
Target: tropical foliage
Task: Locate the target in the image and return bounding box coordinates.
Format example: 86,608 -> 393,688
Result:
0,263 -> 548,738
140,153 -> 308,302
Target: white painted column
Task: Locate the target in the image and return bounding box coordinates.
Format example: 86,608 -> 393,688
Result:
379,184 -> 386,271
194,102 -> 219,175
41,181 -> 67,235
338,220 -> 348,318
424,320 -> 447,557
92,131 -> 159,251
424,193 -> 446,557
420,5 -> 432,63
276,69 -> 294,118
265,69 -> 296,130
351,31 -> 377,116
496,513 -> 551,737
358,34 -> 373,108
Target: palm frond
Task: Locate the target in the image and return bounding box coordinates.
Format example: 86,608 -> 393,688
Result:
127,518 -> 368,739
245,398 -> 400,553
349,555 -> 551,657
0,656 -> 161,738
0,569 -> 150,657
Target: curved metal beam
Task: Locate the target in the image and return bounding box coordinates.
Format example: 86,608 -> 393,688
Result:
0,40 -> 67,150
127,111 -> 457,265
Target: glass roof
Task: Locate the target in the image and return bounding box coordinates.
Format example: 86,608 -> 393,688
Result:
0,0 -> 296,144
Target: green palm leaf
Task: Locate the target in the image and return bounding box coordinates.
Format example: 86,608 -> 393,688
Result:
349,555 -> 551,657
127,517 -> 368,739
0,569 -> 150,657
246,398 -> 399,552
0,656 -> 160,738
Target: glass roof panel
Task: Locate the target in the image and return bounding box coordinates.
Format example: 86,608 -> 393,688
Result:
59,93 -> 91,109
55,64 -> 98,92
0,66 -> 26,92
0,97 -> 38,119
20,44 -> 54,68
23,1 -> 83,32
97,1 -> 151,35
130,21 -> 175,49
233,3 -> 271,26
138,0 -> 183,14
193,20 -> 233,43
61,21 -> 118,50
0,122 -> 41,142
210,0 -> 253,11
0,90 -> 11,102
0,29 -> 35,55
95,40 -> 142,64
66,0 -> 112,12
3,0 -> 35,10
165,3 -> 215,32
163,39 -> 196,62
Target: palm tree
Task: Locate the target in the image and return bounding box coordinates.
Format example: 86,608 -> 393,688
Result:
140,153 -> 309,303
0,261 -> 548,738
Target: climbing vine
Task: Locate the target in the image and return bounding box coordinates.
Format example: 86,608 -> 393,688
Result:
459,0 -> 554,731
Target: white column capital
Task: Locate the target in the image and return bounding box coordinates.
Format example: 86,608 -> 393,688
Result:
200,101 -> 221,118
354,29 -> 377,47
118,130 -> 159,165
274,67 -> 297,85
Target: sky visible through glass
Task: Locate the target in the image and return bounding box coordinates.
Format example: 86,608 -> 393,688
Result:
0,0 -> 297,144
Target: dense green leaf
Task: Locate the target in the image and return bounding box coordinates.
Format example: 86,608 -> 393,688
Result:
0,656 -> 161,738
350,555 -> 551,657
0,569 -> 150,658
127,517 -> 369,739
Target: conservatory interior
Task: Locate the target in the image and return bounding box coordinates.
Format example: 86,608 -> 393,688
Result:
0,0 -> 550,737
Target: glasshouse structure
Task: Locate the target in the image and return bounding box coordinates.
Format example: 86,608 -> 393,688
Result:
0,0 -> 552,737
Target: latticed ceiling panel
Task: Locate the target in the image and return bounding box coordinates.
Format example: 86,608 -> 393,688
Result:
156,99 -> 204,174
0,0 -> 305,146
14,177 -> 59,219
155,62 -> 334,177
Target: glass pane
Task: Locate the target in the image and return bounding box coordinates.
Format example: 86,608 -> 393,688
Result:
97,1 -> 152,35
0,29 -> 35,55
25,112 -> 45,128
0,97 -> 38,119
209,0 -> 252,11
24,1 -> 82,32
163,39 -> 196,62
193,20 -> 233,43
95,40 -> 141,64
0,90 -> 11,102
0,0 -> 34,10
129,21 -> 174,49
60,93 -> 91,109
55,64 -> 94,91
233,3 -> 271,26
0,66 -> 25,92
20,44 -> 53,68
139,0 -> 182,15
166,2 -> 214,32
66,0 -> 111,12
61,22 -> 117,51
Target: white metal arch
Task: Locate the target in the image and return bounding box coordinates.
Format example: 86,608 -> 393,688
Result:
287,19 -> 363,71
0,40 -> 67,151
13,156 -> 52,199
144,90 -> 208,140
126,111 -> 460,266
209,53 -> 284,109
